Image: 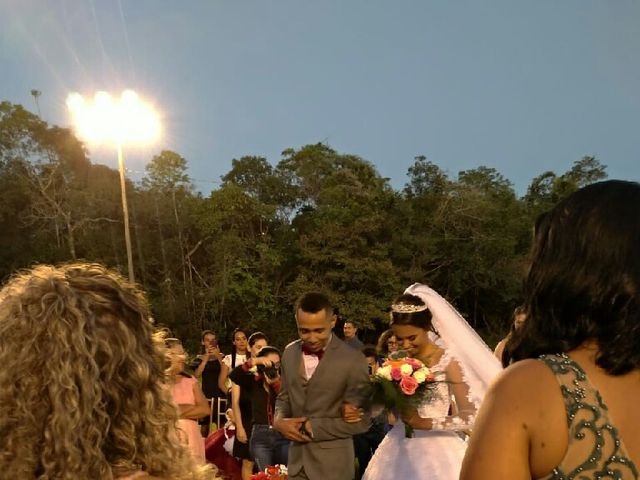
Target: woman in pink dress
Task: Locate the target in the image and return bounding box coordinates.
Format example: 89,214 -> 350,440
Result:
167,338 -> 211,464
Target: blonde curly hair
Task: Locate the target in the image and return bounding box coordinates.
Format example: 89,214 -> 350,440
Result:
0,263 -> 220,480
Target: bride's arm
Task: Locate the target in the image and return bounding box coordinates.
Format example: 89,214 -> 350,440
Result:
402,359 -> 476,431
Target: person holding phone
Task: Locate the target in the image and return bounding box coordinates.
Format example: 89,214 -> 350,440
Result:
192,330 -> 225,434
230,332 -> 268,480
229,346 -> 289,473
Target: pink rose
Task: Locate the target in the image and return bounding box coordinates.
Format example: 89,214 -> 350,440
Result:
391,366 -> 403,381
399,375 -> 419,395
405,358 -> 422,369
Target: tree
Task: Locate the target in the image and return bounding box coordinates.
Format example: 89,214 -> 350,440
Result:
0,102 -> 116,262
140,150 -> 200,331
525,156 -> 607,217
277,144 -> 402,327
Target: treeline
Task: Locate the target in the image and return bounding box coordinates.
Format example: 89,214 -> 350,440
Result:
0,101 -> 608,350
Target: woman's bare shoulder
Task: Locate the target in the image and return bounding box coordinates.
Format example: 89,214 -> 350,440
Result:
486,358 -> 560,409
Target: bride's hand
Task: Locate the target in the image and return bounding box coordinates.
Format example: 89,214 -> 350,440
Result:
401,411 -> 433,430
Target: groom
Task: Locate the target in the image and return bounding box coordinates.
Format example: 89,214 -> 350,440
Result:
274,292 -> 370,480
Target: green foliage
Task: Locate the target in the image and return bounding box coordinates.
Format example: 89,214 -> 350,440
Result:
0,101 -> 611,352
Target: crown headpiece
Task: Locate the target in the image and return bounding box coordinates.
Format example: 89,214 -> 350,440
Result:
390,302 -> 428,314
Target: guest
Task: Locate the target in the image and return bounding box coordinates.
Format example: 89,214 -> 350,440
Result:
493,306 -> 526,366
219,327 -> 250,394
166,338 -> 210,463
461,180 -> 640,479
230,332 -> 268,480
192,330 -> 225,434
0,263 -> 218,480
353,346 -> 388,479
374,331 -> 399,427
230,346 -> 289,472
375,329 -> 398,363
343,319 -> 364,350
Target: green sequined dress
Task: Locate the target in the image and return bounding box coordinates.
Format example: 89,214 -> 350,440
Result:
539,354 -> 638,480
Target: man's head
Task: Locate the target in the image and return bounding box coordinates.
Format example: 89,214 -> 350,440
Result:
343,320 -> 358,340
295,292 -> 336,353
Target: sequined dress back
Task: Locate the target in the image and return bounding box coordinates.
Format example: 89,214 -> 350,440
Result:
539,354 -> 638,480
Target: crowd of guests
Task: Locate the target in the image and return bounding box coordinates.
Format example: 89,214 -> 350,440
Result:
0,179 -> 639,479
178,320 -> 400,479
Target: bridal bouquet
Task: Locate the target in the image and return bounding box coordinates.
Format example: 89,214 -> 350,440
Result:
369,350 -> 436,437
250,465 -> 288,480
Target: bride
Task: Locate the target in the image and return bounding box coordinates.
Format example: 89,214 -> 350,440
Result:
362,284 -> 502,480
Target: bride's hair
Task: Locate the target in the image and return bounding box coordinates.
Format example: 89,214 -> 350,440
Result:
508,180 -> 640,375
390,293 -> 434,331
0,263 -> 219,480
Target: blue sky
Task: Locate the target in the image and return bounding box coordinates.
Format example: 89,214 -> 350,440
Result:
1,0 -> 639,194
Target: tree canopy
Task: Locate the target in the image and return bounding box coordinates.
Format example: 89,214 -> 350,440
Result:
0,101 -> 609,351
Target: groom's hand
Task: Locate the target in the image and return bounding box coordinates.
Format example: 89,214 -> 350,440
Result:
273,416 -> 311,442
342,402 -> 364,423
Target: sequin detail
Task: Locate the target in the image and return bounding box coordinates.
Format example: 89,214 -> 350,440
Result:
539,354 -> 638,480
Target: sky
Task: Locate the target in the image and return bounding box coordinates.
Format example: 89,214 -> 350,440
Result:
1,0 -> 639,195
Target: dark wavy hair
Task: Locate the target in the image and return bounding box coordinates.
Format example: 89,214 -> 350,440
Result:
376,329 -> 396,357
256,345 -> 280,358
508,180 -> 640,374
389,293 -> 434,331
230,327 -> 248,352
248,331 -> 268,348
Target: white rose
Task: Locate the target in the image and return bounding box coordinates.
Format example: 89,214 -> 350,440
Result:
377,365 -> 392,381
413,367 -> 429,383
400,363 -> 413,376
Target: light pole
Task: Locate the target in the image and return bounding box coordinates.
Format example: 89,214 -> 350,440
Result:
66,90 -> 161,283
30,89 -> 43,117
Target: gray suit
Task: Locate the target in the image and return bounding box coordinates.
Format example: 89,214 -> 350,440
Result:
276,336 -> 370,480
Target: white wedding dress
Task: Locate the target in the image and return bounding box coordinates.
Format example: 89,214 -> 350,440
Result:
363,284 -> 502,480
363,350 -> 472,480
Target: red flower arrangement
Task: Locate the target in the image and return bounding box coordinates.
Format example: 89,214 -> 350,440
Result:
368,350 -> 437,437
250,464 -> 288,480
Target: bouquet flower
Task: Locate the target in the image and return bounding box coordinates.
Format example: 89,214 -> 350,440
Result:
250,464 -> 288,480
369,350 -> 437,437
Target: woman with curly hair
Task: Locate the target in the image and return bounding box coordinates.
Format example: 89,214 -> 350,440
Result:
0,263 -> 220,480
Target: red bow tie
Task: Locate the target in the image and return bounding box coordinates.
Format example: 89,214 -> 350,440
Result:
302,344 -> 325,360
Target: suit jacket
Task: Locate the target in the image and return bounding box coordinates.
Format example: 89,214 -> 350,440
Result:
275,335 -> 370,480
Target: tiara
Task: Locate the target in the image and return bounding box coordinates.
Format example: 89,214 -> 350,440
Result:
390,303 -> 428,314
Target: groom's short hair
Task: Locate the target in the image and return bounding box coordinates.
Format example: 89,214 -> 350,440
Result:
295,292 -> 333,317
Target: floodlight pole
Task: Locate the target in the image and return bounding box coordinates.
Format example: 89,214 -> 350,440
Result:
117,143 -> 136,283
